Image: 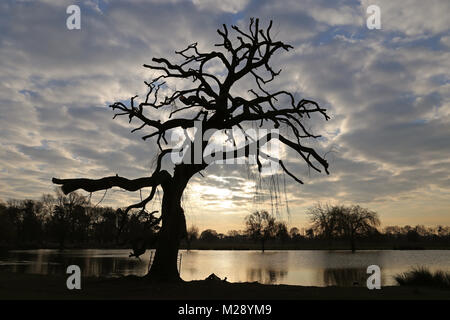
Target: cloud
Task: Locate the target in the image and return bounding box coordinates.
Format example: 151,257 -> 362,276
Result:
360,0 -> 450,36
0,0 -> 449,232
192,0 -> 251,13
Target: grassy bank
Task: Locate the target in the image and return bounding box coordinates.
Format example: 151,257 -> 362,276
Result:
1,272 -> 449,300
395,267 -> 450,289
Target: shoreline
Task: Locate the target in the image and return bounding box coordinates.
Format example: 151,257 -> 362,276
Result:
1,272 -> 449,300
4,248 -> 450,252
3,243 -> 450,251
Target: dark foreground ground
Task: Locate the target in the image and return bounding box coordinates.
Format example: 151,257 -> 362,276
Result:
1,272 -> 449,300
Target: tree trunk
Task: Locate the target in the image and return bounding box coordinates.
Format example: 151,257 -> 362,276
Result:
350,235 -> 356,253
146,167 -> 190,282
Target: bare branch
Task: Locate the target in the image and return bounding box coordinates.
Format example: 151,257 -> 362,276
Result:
52,171 -> 171,195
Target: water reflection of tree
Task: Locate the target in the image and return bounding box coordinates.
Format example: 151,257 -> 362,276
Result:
246,268 -> 288,284
323,268 -> 367,287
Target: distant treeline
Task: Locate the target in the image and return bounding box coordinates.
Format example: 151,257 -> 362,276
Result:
186,205 -> 450,251
182,223 -> 450,251
1,193 -> 449,250
0,191 -> 159,249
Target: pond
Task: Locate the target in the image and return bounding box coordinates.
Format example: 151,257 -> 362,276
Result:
1,249 -> 450,286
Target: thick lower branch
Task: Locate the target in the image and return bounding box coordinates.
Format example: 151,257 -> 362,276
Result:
52,170 -> 171,195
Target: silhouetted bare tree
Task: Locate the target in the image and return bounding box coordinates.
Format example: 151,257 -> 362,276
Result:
185,225 -> 199,250
199,229 -> 218,241
52,18 -> 330,281
338,205 -> 380,253
275,221 -> 289,243
309,203 -> 380,252
245,210 -> 276,252
307,203 -> 341,246
289,227 -> 300,240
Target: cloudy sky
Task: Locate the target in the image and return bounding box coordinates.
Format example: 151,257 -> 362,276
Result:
0,0 -> 449,233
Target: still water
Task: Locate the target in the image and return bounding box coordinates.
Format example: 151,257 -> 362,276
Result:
1,249 -> 450,286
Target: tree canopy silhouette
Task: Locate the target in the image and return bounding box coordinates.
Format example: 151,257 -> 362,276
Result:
245,210 -> 277,252
52,18 -> 330,281
307,203 -> 380,252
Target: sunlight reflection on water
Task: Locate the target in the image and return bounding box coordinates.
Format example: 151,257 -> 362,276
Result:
1,249 -> 450,286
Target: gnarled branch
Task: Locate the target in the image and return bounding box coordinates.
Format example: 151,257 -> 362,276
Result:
52,170 -> 171,195
53,18 -> 331,202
